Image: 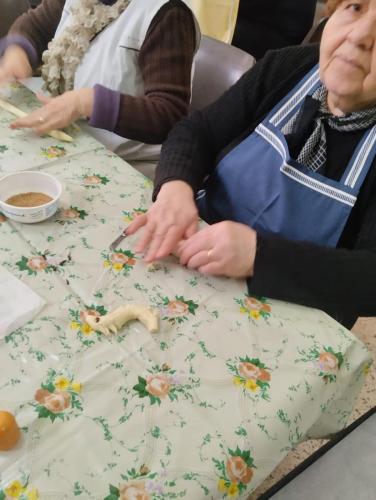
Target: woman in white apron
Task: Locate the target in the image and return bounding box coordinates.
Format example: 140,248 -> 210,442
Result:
128,0 -> 376,328
0,0 -> 200,161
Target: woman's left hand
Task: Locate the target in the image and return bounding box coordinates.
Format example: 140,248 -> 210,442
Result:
10,88 -> 94,134
178,221 -> 257,278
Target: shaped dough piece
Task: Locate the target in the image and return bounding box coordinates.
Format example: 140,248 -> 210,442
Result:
85,304 -> 159,336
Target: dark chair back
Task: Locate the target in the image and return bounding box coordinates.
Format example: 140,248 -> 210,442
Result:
190,35 -> 255,112
302,16 -> 329,45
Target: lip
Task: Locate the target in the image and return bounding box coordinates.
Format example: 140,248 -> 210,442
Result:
334,54 -> 364,72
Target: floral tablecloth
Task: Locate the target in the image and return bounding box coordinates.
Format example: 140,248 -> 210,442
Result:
0,84 -> 372,500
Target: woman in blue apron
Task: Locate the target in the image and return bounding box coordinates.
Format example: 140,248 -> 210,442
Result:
129,0 -> 376,328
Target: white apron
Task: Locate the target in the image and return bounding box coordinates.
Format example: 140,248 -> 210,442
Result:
55,0 -> 200,160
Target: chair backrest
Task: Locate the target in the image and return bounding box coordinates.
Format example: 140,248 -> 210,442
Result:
190,35 -> 255,112
302,16 -> 328,45
0,0 -> 30,38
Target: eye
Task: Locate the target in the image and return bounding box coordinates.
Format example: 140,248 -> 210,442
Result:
344,2 -> 363,12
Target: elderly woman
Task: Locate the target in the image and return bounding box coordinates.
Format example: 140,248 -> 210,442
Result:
0,0 -> 199,160
128,0 -> 376,328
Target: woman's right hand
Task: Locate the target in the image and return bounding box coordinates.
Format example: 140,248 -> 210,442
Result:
0,45 -> 32,84
127,180 -> 199,262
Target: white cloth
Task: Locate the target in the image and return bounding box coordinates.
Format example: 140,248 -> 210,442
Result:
0,266 -> 45,337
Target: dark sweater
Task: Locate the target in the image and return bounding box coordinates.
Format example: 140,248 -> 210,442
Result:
154,44 -> 376,328
8,0 -> 196,144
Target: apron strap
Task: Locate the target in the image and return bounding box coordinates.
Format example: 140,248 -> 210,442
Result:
342,125 -> 376,190
268,65 -> 321,128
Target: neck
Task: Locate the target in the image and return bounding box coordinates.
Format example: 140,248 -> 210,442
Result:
327,92 -> 347,116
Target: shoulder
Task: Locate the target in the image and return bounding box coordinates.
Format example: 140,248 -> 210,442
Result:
147,0 -> 195,35
244,44 -> 320,96
151,0 -> 194,23
260,44 -> 320,77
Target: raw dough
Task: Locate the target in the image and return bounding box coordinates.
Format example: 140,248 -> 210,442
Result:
85,304 -> 159,335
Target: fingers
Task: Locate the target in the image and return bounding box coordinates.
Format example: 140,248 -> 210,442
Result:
151,226 -> 182,261
37,93 -> 52,104
134,220 -> 157,254
126,214 -> 147,235
11,112 -> 42,132
179,231 -> 210,266
10,92 -> 79,133
198,262 -> 224,276
185,250 -> 211,270
144,229 -> 170,262
11,108 -> 64,134
184,220 -> 199,239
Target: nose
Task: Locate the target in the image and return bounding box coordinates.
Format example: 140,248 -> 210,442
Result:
347,14 -> 376,51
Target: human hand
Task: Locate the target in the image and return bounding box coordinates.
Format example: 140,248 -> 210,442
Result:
0,45 -> 32,84
10,88 -> 94,134
126,180 -> 199,262
178,221 -> 257,278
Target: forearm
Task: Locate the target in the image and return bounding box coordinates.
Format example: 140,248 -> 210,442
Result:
248,234 -> 376,327
9,0 -> 64,63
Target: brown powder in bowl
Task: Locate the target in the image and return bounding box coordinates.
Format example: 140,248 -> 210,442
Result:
5,192 -> 53,207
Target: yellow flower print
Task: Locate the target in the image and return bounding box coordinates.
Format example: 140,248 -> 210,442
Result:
233,376 -> 244,387
5,480 -> 24,497
250,310 -> 260,319
81,323 -> 93,335
70,382 -> 82,393
55,377 -> 70,390
218,479 -> 228,492
112,263 -> 123,271
228,482 -> 239,497
103,260 -> 111,268
245,379 -> 259,392
363,363 -> 371,376
26,488 -> 39,500
70,321 -> 80,330
142,178 -> 153,188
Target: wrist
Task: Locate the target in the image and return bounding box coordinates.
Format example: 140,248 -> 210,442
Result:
4,44 -> 32,74
76,88 -> 94,119
245,227 -> 257,277
158,180 -> 194,200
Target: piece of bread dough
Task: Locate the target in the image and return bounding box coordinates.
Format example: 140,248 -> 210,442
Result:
85,304 -> 159,335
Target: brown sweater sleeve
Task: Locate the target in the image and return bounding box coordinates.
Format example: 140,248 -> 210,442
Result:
113,0 -> 197,143
9,0 -> 65,63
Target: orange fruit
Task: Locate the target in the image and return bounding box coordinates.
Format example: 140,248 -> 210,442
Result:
0,410 -> 21,451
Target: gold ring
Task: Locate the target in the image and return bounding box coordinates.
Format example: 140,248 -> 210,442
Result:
207,249 -> 213,259
38,116 -> 45,123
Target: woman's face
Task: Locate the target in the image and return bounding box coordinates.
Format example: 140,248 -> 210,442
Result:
320,0 -> 376,114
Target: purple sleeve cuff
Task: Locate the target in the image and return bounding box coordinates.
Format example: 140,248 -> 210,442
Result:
88,84 -> 121,131
0,34 -> 38,69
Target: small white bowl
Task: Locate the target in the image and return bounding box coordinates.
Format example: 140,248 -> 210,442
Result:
0,171 -> 62,223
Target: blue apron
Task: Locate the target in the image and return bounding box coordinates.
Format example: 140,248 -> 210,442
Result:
197,65 -> 376,247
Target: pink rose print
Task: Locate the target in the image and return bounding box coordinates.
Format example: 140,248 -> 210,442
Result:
27,256 -> 48,271
119,481 -> 150,500
167,300 -> 189,316
226,456 -> 253,485
318,352 -> 339,372
146,374 -> 171,398
34,388 -> 71,413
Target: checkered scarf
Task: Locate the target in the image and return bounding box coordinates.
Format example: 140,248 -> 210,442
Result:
282,85 -> 376,173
